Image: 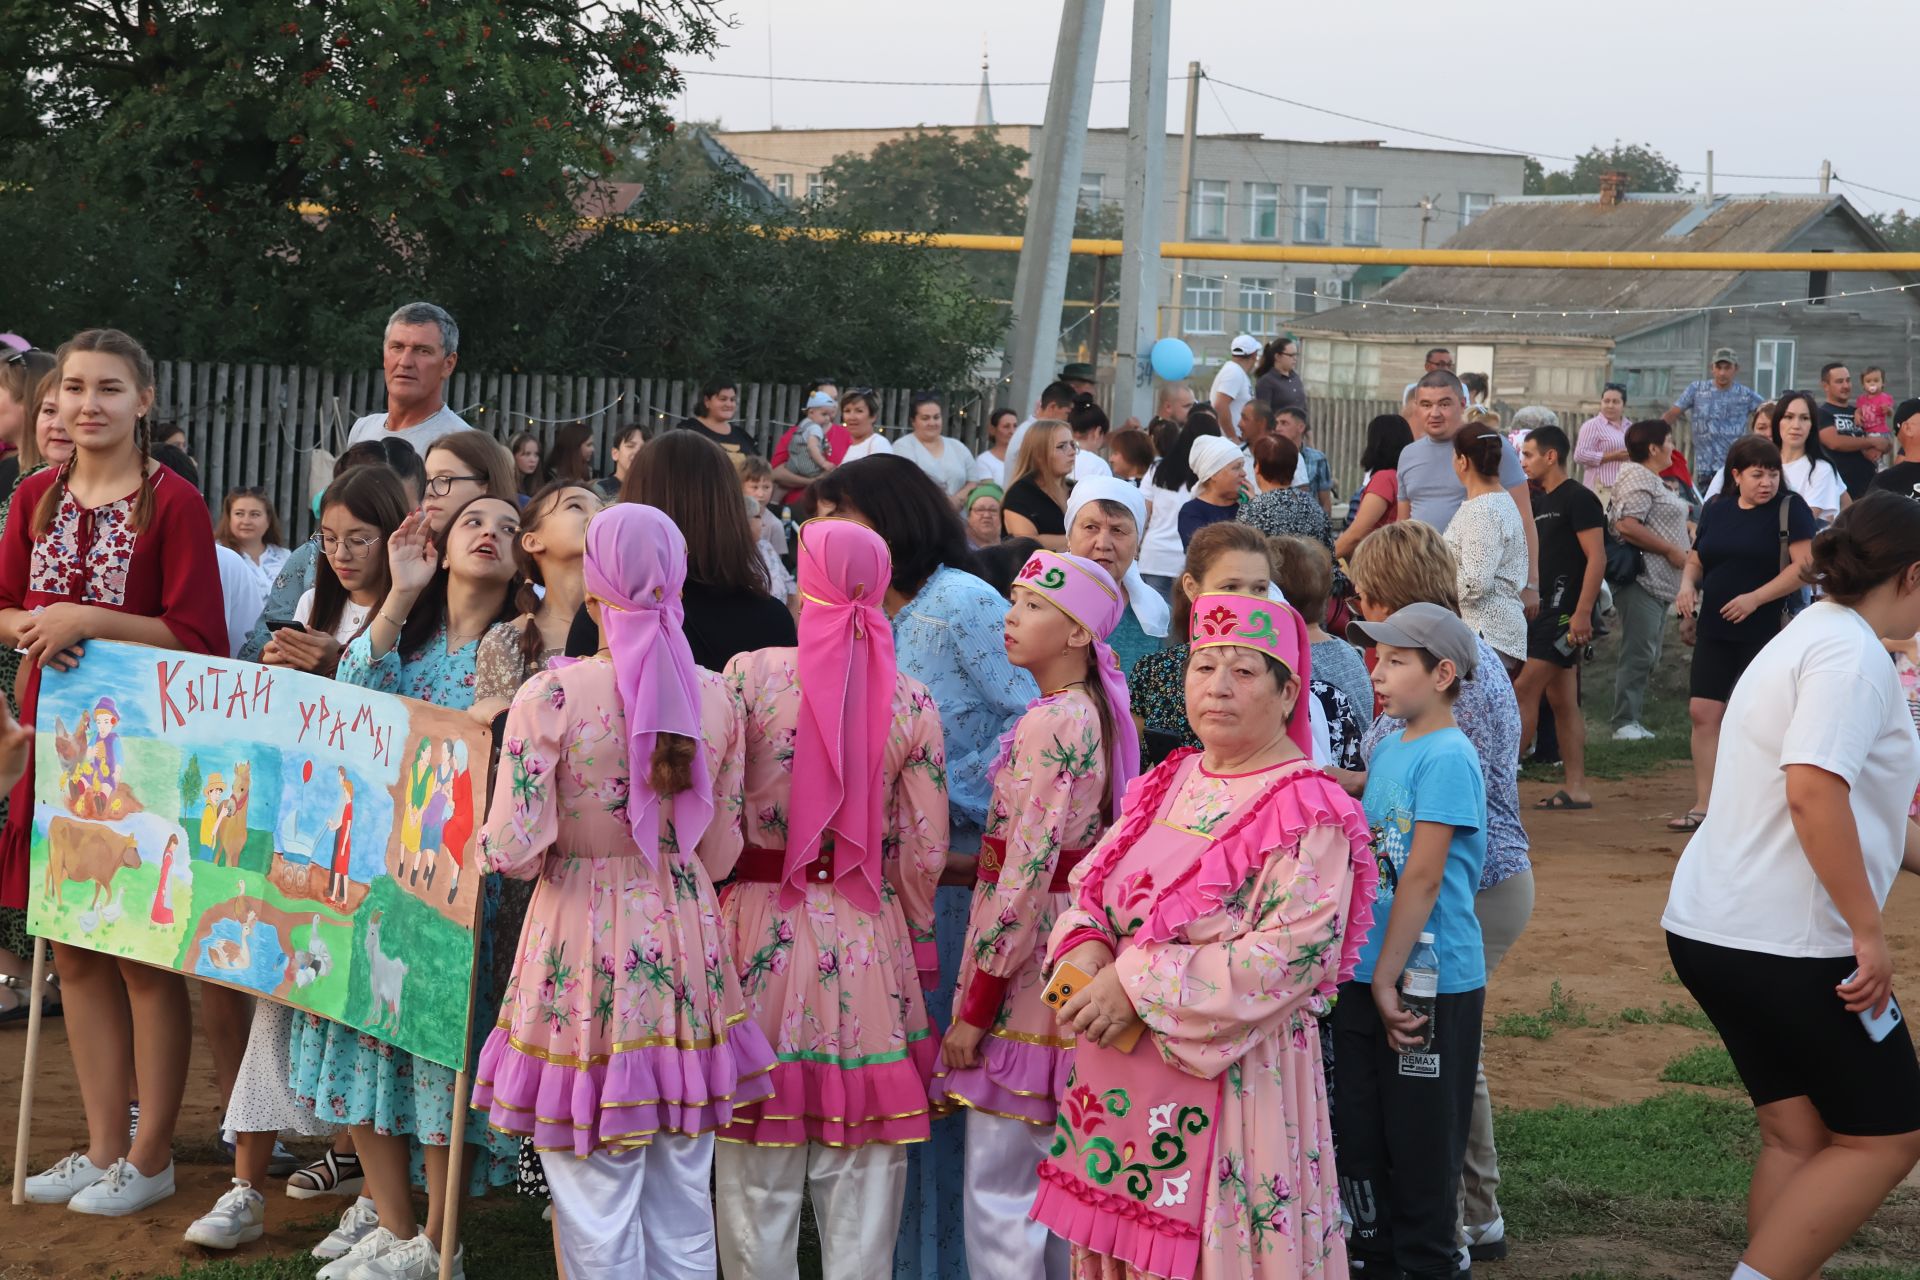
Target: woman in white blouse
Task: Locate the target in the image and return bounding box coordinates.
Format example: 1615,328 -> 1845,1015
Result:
838,389 -> 893,463
1444,422 -> 1530,670
891,394 -> 978,506
1702,393 -> 1848,521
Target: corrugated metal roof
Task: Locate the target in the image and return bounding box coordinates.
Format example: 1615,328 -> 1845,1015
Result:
1294,194 -> 1847,339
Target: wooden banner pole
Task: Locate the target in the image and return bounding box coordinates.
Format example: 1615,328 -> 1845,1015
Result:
11,937 -> 50,1205
439,1069 -> 470,1280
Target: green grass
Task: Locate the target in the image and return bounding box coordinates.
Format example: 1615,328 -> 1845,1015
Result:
1520,611 -> 1695,782
1617,1005 -> 1654,1024
1656,1000 -> 1714,1031
1659,1044 -> 1742,1089
1491,980 -> 1593,1040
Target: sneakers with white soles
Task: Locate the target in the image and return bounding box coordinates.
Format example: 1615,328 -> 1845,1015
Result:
184,1179 -> 266,1248
347,1232 -> 465,1280
68,1157 -> 175,1216
313,1198 -> 382,1261
1612,722 -> 1656,741
23,1152 -> 106,1205
317,1225 -> 401,1280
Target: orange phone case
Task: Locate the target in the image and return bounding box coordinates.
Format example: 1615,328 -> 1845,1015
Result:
1043,962 -> 1145,1052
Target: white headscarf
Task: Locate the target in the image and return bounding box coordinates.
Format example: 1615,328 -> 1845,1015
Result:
1189,435 -> 1244,487
1064,477 -> 1171,638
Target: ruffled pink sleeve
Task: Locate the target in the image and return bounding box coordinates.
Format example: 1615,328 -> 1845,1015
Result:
1111,824 -> 1359,1078
480,671 -> 566,880
888,680 -> 950,991
693,673 -> 746,882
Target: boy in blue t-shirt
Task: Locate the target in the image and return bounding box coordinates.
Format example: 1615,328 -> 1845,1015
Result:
1337,602 -> 1489,1280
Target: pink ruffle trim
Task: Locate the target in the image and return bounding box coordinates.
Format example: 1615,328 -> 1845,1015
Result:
1032,1161 -> 1200,1280
932,1031 -> 1073,1124
717,1034 -> 939,1147
1077,750 -> 1378,994
473,1020 -> 779,1156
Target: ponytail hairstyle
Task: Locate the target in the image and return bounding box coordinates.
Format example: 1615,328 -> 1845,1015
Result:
215,486 -> 287,553
1451,421 -> 1505,479
1808,490 -> 1920,603
649,733 -> 697,796
511,479 -> 595,669
33,329 -> 158,538
1068,393 -> 1110,441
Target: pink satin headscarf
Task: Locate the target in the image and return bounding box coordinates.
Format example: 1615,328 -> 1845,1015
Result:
1188,591 -> 1316,759
582,503 -> 712,865
784,519 -> 896,911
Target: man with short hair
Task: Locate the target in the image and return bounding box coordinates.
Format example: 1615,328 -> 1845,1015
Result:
1273,407 -> 1335,516
1402,347 -> 1453,401
1238,400 -> 1274,455
1210,334 -> 1260,444
1867,398 -> 1920,501
346,302 -> 470,454
1815,361 -> 1880,498
1156,381 -> 1195,425
1006,379 -> 1083,466
596,423 -> 646,500
1663,348 -> 1764,488
1396,370 -> 1540,617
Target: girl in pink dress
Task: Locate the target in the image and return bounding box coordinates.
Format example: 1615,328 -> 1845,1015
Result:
934,549 -> 1141,1278
1033,593 -> 1377,1280
472,503 -> 777,1280
712,518 -> 950,1280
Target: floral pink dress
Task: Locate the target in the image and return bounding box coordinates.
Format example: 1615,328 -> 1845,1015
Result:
1036,753 -> 1374,1280
936,691 -> 1108,1122
716,647 -> 949,1148
471,658 -> 778,1155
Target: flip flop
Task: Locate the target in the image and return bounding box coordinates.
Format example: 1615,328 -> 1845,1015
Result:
1535,790 -> 1593,811
1666,810 -> 1707,832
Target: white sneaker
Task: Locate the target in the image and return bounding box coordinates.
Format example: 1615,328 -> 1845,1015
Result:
347,1232 -> 465,1280
23,1152 -> 107,1205
317,1225 -> 401,1280
1466,1214 -> 1509,1261
1612,722 -> 1656,741
68,1157 -> 175,1216
184,1178 -> 266,1248
313,1198 -> 382,1261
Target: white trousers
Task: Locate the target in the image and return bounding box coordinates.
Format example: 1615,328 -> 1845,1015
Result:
713,1141 -> 909,1280
964,1111 -> 1069,1279
539,1133 -> 716,1280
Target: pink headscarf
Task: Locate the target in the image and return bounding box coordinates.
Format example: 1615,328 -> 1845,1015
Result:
1188,591 -> 1316,759
1010,550 -> 1141,815
582,504 -> 712,865
784,519 -> 896,911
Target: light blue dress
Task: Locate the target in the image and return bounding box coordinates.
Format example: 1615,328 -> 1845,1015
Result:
286,626 -> 517,1192
891,566 -> 1037,1279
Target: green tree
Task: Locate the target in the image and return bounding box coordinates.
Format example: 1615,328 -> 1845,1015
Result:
1526,142 -> 1686,196
1867,210 -> 1920,251
818,128 -> 1028,236
0,0 -> 721,367
180,754 -> 202,823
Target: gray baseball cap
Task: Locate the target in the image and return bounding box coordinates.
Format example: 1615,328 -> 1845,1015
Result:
1347,602 -> 1480,679
1711,347 -> 1737,365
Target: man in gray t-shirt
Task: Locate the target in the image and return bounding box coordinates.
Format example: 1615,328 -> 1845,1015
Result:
1395,372 -> 1540,616
346,302 -> 471,455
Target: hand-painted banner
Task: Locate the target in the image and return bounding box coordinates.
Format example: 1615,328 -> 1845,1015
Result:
27,641 -> 491,1070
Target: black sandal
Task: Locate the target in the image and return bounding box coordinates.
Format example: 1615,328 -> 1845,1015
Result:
1666,809 -> 1707,832
0,972 -> 62,1026
1535,790 -> 1594,811
285,1148 -> 364,1200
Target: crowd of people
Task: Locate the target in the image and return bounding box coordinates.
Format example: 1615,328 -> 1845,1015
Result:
0,311 -> 1914,1280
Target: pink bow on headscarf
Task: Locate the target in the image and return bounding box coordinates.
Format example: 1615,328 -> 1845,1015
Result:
784,519 -> 896,912
582,504 -> 712,865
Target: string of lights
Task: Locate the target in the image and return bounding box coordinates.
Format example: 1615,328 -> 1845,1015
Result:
1296,279 -> 1920,321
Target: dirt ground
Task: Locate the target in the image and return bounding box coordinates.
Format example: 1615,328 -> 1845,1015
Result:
0,762 -> 1914,1279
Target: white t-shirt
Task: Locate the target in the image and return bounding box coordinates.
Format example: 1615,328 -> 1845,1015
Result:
841,433 -> 893,463
1663,602 -> 1920,958
1702,454 -> 1845,518
972,449 -> 1008,488
347,405 -> 471,456
1072,448 -> 1113,483
1139,462 -> 1189,579
1209,362 -> 1254,436
214,545 -> 264,659
293,588 -> 374,646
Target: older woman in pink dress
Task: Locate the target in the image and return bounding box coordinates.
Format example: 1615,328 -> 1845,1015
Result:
472,503 -> 777,1280
713,518 -> 950,1279
1032,593 -> 1377,1280
934,549 -> 1141,1278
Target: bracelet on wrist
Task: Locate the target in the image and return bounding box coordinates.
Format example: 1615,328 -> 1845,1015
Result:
380,612 -> 408,629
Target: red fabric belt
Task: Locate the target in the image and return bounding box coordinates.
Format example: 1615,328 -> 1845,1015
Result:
734,843 -> 835,885
978,836 -> 1089,892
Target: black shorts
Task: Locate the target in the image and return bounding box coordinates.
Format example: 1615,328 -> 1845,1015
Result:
1525,614 -> 1580,668
1667,932 -> 1920,1136
1687,630 -> 1771,703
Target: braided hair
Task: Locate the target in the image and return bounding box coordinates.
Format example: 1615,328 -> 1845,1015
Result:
32,329 -> 159,538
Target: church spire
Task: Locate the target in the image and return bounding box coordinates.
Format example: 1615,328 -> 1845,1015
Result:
975,43 -> 996,128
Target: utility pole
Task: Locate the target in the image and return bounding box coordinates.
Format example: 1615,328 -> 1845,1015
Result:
1418,194 -> 1436,250
1165,61 -> 1201,339
1820,159 -> 1832,194
1004,0 -> 1106,414
1704,150 -> 1714,203
1113,0 -> 1170,424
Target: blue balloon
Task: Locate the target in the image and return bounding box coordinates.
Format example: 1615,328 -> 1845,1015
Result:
1149,337 -> 1194,382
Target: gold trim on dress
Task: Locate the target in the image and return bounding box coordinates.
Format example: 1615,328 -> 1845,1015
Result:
940,1093 -> 1053,1126
494,1008 -> 752,1066
988,1026 -> 1075,1049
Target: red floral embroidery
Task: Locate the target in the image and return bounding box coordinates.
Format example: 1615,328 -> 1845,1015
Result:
29,489 -> 137,606
1196,604 -> 1236,637
1017,557 -> 1046,582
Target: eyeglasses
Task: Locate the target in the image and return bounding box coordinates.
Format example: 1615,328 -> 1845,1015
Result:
311,531 -> 384,559
424,473 -> 484,497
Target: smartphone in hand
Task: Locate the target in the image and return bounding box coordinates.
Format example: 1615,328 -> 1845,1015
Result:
1846,969 -> 1906,1044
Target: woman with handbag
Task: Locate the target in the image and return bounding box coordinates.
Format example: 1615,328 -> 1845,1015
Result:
1606,421 -> 1693,745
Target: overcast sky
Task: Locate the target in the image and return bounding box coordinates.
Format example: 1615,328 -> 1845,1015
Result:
679,0 -> 1919,215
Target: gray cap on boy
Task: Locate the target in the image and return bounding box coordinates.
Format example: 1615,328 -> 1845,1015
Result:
1347,603 -> 1480,680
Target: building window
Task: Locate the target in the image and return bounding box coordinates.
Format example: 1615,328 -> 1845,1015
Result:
1078,173 -> 1104,212
1460,192 -> 1494,225
1295,185 -> 1330,243
772,173 -> 792,200
1618,368 -> 1671,403
1190,179 -> 1228,239
1754,339 -> 1796,400
1247,183 -> 1281,240
1345,188 -> 1381,245
1182,274 -> 1225,335
1240,278 -> 1279,336
1302,339 -> 1381,398
1293,276 -> 1319,315
806,172 -> 824,201
1808,249 -> 1833,305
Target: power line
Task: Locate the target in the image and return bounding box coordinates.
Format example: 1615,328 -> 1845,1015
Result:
682,68 -> 1138,89
1304,279 -> 1919,321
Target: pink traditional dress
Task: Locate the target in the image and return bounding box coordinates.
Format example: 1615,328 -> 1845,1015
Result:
712,519 -> 950,1280
935,550 -> 1142,1280
1033,593 -> 1377,1280
472,505 -> 778,1280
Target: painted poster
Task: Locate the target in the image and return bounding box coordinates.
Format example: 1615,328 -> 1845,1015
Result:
26,641 -> 491,1070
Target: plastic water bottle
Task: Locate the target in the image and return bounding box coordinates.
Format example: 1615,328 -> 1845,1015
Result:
1401,932 -> 1439,1053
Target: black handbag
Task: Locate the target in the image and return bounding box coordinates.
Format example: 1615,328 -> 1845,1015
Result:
1602,526 -> 1644,586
